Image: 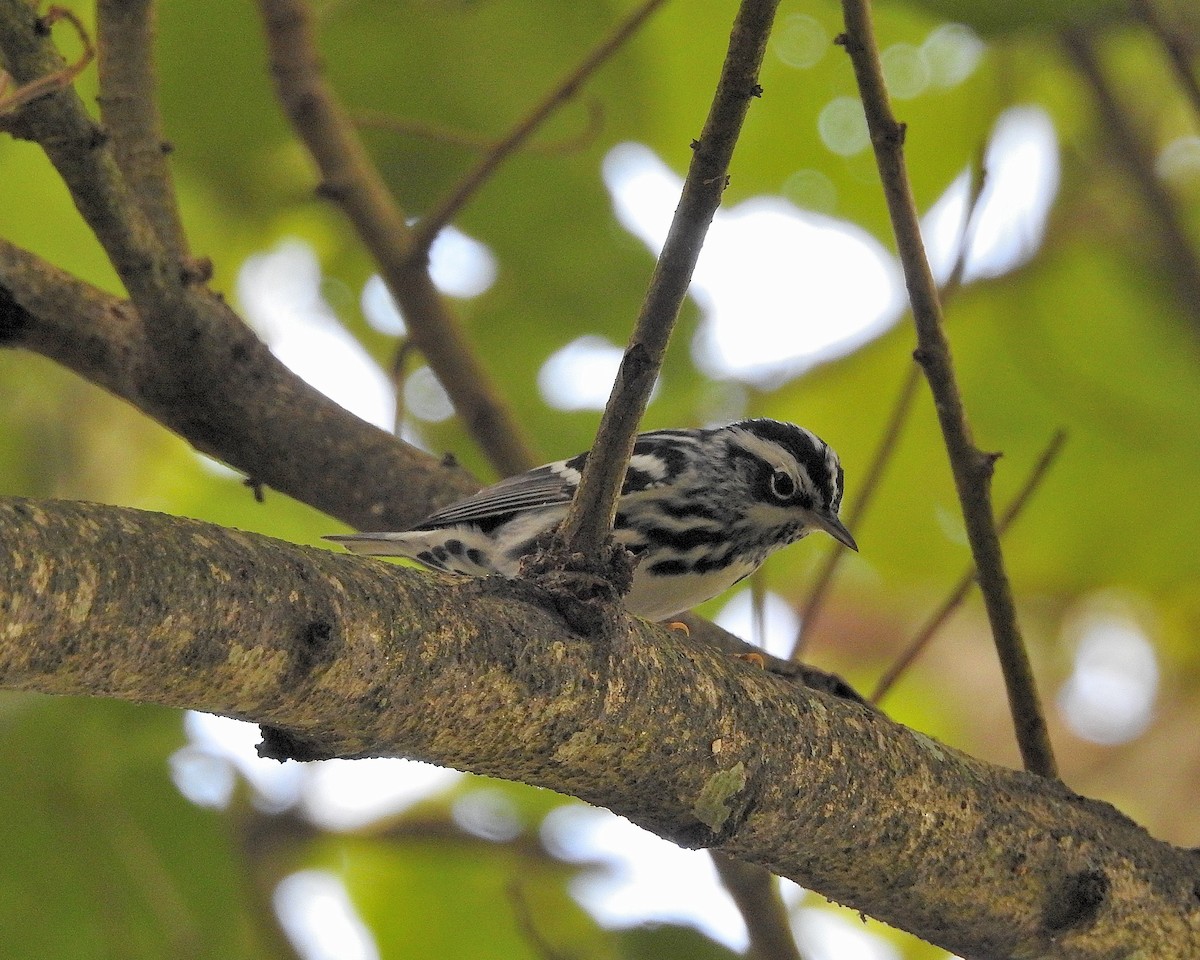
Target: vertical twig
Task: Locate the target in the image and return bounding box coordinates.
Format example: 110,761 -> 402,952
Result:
409,0 -> 669,254
871,430 -> 1067,703
712,853 -> 808,960
258,0 -> 539,477
96,0 -> 189,263
837,0 -> 1057,777
1061,27 -> 1200,334
559,0 -> 782,558
1129,0 -> 1200,124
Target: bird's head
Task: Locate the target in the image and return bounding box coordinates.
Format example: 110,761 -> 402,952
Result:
721,419 -> 857,551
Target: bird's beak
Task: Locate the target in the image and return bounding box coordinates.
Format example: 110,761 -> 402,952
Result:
813,511 -> 858,551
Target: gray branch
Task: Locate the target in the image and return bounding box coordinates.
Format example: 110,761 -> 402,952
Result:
1,496 -> 1196,960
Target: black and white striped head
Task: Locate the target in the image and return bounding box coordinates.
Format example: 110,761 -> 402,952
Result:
718,419 -> 856,551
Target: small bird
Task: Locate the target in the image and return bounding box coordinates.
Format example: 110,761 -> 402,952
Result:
327,419 -> 856,621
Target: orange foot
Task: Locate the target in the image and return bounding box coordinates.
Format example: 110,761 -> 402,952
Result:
664,621 -> 690,636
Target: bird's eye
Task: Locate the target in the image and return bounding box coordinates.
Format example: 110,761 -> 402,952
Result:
769,469 -> 796,500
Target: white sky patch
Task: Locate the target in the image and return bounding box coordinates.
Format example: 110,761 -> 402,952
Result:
303,759 -> 463,831
177,712 -> 305,812
1057,600 -> 1159,745
603,143 -> 904,386
714,588 -> 802,660
538,334 -> 661,410
275,871 -> 380,960
923,106 -> 1060,285
428,224 -> 498,299
361,274 -> 406,336
542,805 -> 748,951
403,365 -> 456,422
921,23 -> 984,89
451,788 -> 525,842
174,711 -> 463,828
237,239 -> 395,430
794,909 -> 902,960
360,226 -> 496,336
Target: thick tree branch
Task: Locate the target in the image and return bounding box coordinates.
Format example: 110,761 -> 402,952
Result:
0,237 -> 476,530
1,496 -> 1197,959
559,0 -> 781,559
836,2 -> 1057,777
257,0 -> 538,477
0,240 -> 832,679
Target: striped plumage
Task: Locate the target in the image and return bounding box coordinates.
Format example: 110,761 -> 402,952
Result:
328,419 -> 856,621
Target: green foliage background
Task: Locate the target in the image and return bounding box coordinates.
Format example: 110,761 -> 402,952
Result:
2,0 -> 1199,956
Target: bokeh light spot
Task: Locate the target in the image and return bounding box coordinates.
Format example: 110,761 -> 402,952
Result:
922,23 -> 984,89
881,43 -> 930,100
1157,135 -> 1200,185
1057,599 -> 1158,746
782,168 -> 838,214
773,13 -> 829,69
817,96 -> 870,156
403,365 -> 455,423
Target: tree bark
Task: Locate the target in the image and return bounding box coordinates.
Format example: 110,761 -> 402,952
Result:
2,496 -> 1197,959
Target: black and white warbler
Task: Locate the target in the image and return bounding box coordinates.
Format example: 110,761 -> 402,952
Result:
328,418 -> 856,621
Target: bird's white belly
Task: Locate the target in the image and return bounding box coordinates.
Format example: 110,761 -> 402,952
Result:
624,558 -> 759,622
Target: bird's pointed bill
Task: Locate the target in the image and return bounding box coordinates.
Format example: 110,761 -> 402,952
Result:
813,511 -> 858,551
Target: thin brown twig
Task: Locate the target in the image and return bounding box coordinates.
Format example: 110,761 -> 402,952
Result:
1129,0 -> 1200,125
505,880 -> 577,960
790,366 -> 918,659
558,0 -> 782,560
408,0 -> 669,254
790,156 -> 987,661
354,99 -> 605,158
1061,26 -> 1200,335
96,0 -> 189,262
0,5 -> 92,121
257,0 -> 538,477
712,853 -> 808,960
871,429 -> 1068,704
838,1 -> 1058,777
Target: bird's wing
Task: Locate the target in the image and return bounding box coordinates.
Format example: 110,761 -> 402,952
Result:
414,456 -> 585,529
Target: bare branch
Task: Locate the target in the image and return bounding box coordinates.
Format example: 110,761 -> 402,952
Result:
712,853 -> 807,960
96,0 -> 189,261
1061,26 -> 1200,335
0,237 -> 476,530
1,496 -> 1196,960
559,0 -> 781,560
1130,0 -> 1200,126
409,0 -> 669,252
353,99 -> 604,157
0,5 -> 91,121
836,2 -> 1058,778
256,0 -> 538,476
